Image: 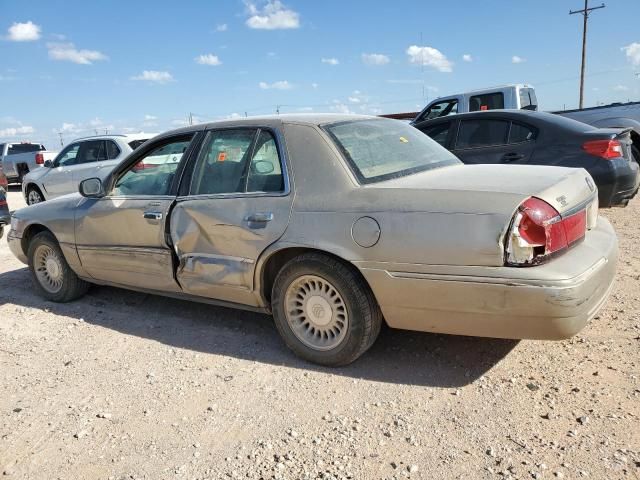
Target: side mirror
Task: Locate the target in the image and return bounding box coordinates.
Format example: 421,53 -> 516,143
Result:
44,160 -> 54,168
79,177 -> 105,198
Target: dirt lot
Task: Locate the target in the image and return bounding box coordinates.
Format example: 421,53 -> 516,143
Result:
0,186 -> 638,480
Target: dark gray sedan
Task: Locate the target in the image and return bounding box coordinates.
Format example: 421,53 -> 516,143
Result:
414,110 -> 640,207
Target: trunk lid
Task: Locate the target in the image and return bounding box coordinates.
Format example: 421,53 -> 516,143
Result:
370,163 -> 597,218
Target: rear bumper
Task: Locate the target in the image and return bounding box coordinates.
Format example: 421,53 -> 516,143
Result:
357,217 -> 618,340
594,158 -> 639,207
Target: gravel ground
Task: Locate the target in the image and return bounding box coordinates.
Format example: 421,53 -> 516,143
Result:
0,186 -> 638,480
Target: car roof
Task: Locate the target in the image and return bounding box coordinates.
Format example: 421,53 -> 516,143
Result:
414,110 -> 597,132
70,132 -> 158,143
158,113 -> 383,138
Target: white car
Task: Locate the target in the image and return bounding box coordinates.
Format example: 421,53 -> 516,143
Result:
22,133 -> 156,205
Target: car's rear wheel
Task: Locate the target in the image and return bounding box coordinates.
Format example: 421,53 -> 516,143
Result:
271,253 -> 382,366
27,185 -> 44,205
28,231 -> 89,302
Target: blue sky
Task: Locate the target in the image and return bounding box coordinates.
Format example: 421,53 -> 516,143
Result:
2,0 -> 640,149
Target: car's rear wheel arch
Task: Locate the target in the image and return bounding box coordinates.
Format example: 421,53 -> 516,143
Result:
260,246 -> 379,308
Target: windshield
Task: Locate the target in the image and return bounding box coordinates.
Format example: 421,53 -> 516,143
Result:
323,118 -> 460,183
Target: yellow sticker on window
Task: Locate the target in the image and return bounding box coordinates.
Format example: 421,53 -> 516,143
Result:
399,136 -> 409,143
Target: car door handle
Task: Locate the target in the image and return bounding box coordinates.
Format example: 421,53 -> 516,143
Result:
143,211 -> 163,220
501,152 -> 525,162
245,212 -> 273,228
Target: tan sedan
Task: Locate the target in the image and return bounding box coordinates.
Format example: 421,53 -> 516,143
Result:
7,114 -> 617,365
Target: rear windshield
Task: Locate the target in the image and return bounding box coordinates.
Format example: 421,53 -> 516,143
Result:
8,143 -> 45,155
323,118 -> 460,184
128,139 -> 149,150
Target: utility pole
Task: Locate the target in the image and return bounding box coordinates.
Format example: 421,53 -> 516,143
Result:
58,132 -> 64,147
570,1 -> 605,109
188,113 -> 193,126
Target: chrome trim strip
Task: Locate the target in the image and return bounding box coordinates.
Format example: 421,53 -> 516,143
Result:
76,245 -> 170,255
179,253 -> 255,264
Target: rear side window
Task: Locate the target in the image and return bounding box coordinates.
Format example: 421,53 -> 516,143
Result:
7,143 -> 45,155
509,123 -> 536,143
456,119 -> 509,149
105,140 -> 121,159
469,93 -> 505,112
128,139 -> 149,150
190,129 -> 257,195
421,122 -> 452,147
420,99 -> 458,121
76,140 -> 107,164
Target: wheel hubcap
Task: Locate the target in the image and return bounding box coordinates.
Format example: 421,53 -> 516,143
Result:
34,245 -> 64,293
28,190 -> 42,205
284,275 -> 348,351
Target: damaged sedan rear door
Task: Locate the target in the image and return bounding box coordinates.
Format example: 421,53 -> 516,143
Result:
169,127 -> 292,306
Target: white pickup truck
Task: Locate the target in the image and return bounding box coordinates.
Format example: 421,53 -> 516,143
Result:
0,142 -> 58,184
401,84 -> 640,160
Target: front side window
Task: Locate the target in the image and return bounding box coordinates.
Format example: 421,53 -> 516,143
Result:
55,143 -> 81,166
456,120 -> 509,149
113,136 -> 193,196
469,93 -> 505,112
324,118 -> 460,184
519,88 -> 538,111
422,99 -> 458,121
421,122 -> 452,147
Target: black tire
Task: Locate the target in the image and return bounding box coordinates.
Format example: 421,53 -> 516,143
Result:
271,253 -> 383,366
26,185 -> 44,205
632,145 -> 640,166
27,231 -> 89,302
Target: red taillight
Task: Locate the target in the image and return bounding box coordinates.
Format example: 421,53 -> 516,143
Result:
0,176 -> 7,187
132,162 -> 158,171
0,200 -> 7,208
582,139 -> 623,159
506,197 -> 587,266
35,153 -> 44,165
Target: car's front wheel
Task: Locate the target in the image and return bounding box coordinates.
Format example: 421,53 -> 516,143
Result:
26,186 -> 44,205
271,253 -> 382,366
28,231 -> 89,302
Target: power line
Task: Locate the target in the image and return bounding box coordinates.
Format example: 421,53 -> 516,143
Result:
569,0 -> 605,109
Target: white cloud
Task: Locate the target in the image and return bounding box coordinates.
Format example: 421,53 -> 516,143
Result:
0,125 -> 34,137
144,114 -> 157,121
331,103 -> 354,114
613,84 -> 629,91
321,57 -> 339,66
621,42 -> 640,66
512,55 -> 525,64
348,96 -> 361,104
462,54 -> 473,62
216,23 -> 228,32
47,42 -> 108,64
297,107 -> 313,112
131,70 -> 174,84
258,80 -> 292,90
245,1 -> 300,30
195,54 -> 222,66
89,117 -> 103,127
7,21 -> 41,41
311,82 -> 319,89
406,45 -> 452,72
60,122 -> 81,133
362,53 -> 390,66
